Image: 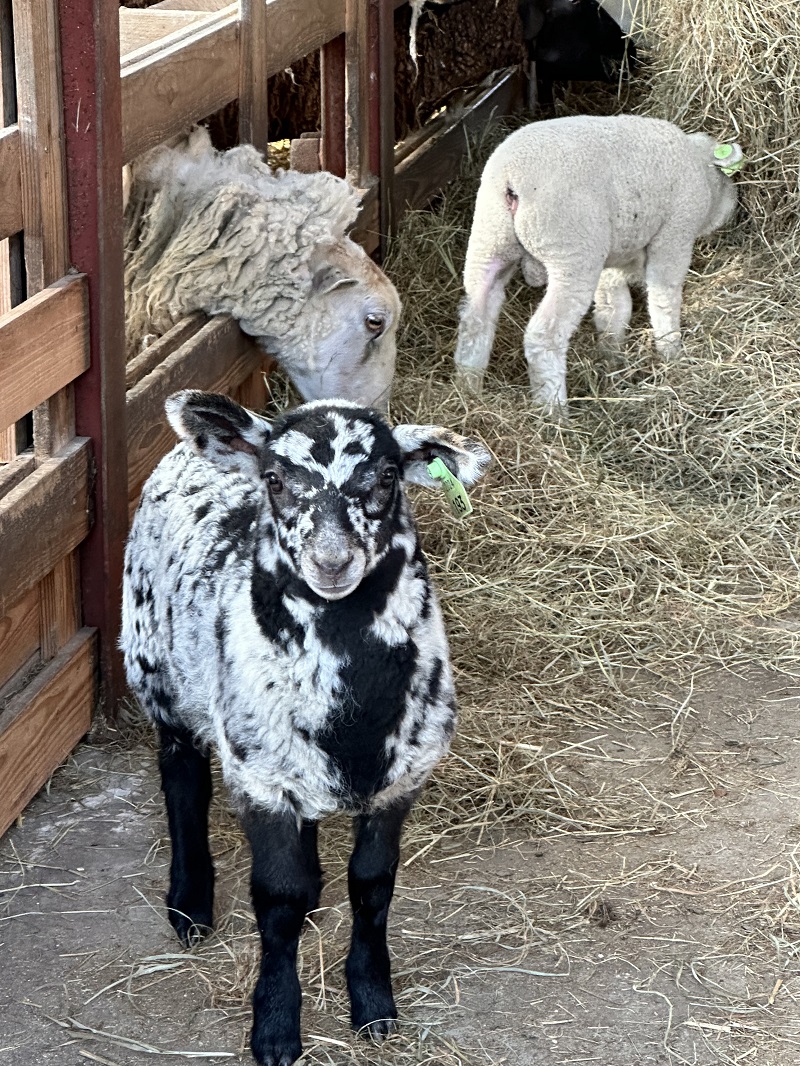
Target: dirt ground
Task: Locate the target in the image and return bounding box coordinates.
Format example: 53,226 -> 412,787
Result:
2,667 -> 798,1066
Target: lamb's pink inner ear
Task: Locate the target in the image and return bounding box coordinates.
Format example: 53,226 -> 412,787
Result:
229,437 -> 259,456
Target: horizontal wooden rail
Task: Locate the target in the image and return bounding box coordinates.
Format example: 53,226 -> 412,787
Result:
0,628 -> 96,838
0,437 -> 92,618
120,0 -> 354,162
0,274 -> 89,433
394,68 -> 523,215
0,125 -> 22,241
127,315 -> 267,513
121,6 -> 240,163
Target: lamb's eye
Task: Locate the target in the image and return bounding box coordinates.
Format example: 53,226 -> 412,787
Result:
365,313 -> 385,336
266,472 -> 283,493
380,467 -> 397,487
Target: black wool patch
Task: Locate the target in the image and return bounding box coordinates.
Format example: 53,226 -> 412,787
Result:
251,559 -> 306,651
313,548 -> 418,798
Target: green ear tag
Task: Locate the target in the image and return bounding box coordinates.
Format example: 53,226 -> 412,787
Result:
712,143 -> 746,176
427,457 -> 473,518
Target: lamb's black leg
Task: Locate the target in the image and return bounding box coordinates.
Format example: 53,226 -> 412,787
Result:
158,722 -> 214,946
241,805 -> 315,1066
346,798 -> 412,1040
300,819 -> 323,914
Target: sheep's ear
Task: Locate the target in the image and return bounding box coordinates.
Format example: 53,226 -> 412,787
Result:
311,264 -> 359,296
392,425 -> 492,488
165,390 -> 272,478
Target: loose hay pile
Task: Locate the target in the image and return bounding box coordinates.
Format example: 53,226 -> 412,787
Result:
383,0 -> 800,843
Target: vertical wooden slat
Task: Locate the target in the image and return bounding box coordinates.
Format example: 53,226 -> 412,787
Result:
58,0 -> 128,710
321,34 -> 346,178
345,0 -> 371,189
11,0 -> 69,291
11,0 -> 79,667
0,0 -> 23,464
238,0 -> 269,151
376,0 -> 394,253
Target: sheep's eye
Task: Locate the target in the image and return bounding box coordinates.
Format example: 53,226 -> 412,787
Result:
365,313 -> 385,336
266,472 -> 283,493
380,466 -> 397,487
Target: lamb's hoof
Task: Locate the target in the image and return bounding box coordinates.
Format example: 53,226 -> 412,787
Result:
169,909 -> 213,948
354,1015 -> 398,1043
351,990 -> 398,1043
454,366 -> 485,396
250,1032 -> 302,1066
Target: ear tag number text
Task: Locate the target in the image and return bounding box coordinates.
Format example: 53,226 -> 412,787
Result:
427,457 -> 473,519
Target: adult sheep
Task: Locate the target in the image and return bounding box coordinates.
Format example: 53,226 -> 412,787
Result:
454,114 -> 741,413
121,390 -> 491,1066
124,127 -> 401,411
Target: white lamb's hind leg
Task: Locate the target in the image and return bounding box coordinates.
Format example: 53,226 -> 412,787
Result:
645,239 -> 693,358
592,269 -> 632,353
454,256 -> 515,394
523,270 -> 601,416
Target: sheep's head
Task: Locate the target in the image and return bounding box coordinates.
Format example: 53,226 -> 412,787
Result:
166,390 -> 491,601
125,132 -> 401,410
272,240 -> 402,414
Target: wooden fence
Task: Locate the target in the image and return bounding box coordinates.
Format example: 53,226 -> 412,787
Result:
0,0 -> 522,837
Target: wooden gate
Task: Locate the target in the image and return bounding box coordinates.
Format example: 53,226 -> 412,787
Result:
0,0 -> 523,838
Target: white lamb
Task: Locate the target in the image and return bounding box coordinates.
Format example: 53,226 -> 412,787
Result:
454,114 -> 741,412
125,127 -> 401,410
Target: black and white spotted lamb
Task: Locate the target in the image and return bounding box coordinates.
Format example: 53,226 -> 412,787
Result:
121,390 -> 490,1066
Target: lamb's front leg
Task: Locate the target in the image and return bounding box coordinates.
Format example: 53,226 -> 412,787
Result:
158,722 -> 214,945
346,798 -> 413,1039
241,805 -> 317,1066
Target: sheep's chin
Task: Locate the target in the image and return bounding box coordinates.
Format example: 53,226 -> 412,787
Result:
306,579 -> 362,602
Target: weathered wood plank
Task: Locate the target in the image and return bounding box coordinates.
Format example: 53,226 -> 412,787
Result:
0,275 -> 89,434
12,0 -> 69,292
119,8 -> 210,61
267,0 -> 346,74
0,453 -> 36,503
126,316 -> 266,514
121,9 -> 240,163
239,0 -> 269,150
0,125 -> 21,241
0,628 -> 96,838
0,585 -> 40,692
345,0 -> 371,188
59,0 -> 129,707
0,437 -> 92,619
126,311 -> 207,389
394,68 -> 524,217
39,553 -> 80,661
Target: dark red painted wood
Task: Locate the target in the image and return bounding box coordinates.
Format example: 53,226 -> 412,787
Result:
57,0 -> 128,709
321,34 -> 346,178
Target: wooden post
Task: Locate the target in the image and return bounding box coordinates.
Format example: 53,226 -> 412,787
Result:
321,34 -> 346,178
57,0 -> 128,710
374,0 -> 394,255
0,0 -> 24,462
345,0 -> 371,189
239,0 -> 269,151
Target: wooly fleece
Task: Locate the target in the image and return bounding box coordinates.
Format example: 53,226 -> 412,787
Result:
455,114 -> 739,409
124,127 -> 362,358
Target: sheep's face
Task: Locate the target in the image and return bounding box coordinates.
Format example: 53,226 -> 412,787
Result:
272,247 -> 402,414
165,391 -> 491,602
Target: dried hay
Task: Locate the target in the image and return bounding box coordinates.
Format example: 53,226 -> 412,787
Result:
634,0 -> 800,237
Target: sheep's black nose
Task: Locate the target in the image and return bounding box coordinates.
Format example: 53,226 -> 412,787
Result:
314,553 -> 354,578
